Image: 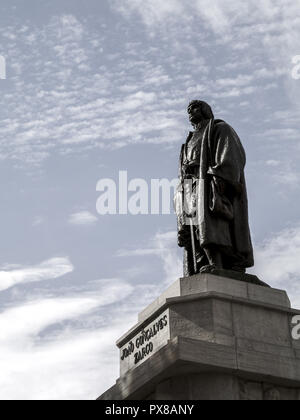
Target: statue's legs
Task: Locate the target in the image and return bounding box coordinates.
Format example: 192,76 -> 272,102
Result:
204,247 -> 223,268
202,247 -> 247,273
184,245 -> 247,276
199,246 -> 223,273
183,248 -> 194,277
184,246 -> 211,276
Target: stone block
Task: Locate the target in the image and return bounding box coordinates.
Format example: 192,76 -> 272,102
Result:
247,283 -> 290,308
99,274 -> 300,400
232,303 -> 291,346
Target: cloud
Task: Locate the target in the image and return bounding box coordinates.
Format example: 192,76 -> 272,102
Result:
0,279 -> 133,342
0,257 -> 74,293
252,225 -> 300,307
274,170 -> 300,188
110,0 -> 276,35
0,278 -> 136,400
118,230 -> 182,286
32,216 -> 45,227
266,160 -> 280,167
118,226 -> 300,311
0,14 -> 190,166
111,0 -> 185,26
0,4 -> 298,168
112,0 -> 234,33
263,159 -> 300,189
112,0 -> 300,105
68,211 -> 98,226
263,128 -> 300,141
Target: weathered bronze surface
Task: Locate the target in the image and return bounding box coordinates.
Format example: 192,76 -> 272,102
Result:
175,100 -> 254,277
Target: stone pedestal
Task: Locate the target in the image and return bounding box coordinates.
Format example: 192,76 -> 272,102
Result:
98,274 -> 300,400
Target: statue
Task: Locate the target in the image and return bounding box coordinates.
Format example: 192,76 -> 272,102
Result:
174,100 -> 254,277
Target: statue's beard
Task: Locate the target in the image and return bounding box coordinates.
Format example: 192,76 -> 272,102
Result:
189,110 -> 205,124
191,118 -> 211,130
190,115 -> 203,126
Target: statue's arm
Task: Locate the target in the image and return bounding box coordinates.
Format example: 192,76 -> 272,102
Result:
207,122 -> 245,194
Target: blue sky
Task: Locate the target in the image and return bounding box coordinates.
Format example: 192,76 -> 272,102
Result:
0,0 -> 300,400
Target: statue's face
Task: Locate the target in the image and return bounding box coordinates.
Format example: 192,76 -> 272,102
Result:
188,103 -> 203,126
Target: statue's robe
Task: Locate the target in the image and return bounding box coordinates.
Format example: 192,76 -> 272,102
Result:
176,119 -> 254,275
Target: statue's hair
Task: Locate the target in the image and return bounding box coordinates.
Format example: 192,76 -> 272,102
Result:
187,100 -> 214,120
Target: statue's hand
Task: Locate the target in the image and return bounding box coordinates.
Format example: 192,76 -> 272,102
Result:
178,225 -> 191,248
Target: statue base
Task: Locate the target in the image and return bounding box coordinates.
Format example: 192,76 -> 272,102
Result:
98,274 -> 300,400
199,268 -> 269,288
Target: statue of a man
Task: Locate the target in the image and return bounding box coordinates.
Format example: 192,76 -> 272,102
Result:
174,100 -> 254,277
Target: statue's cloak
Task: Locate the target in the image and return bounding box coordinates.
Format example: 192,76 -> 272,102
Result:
178,119 -> 254,269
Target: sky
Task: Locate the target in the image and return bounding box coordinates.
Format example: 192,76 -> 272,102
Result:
0,0 -> 300,400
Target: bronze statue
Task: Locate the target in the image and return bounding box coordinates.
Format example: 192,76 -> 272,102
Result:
174,100 -> 254,277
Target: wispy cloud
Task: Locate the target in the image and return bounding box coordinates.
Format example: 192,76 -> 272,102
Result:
0,14 -> 187,165
68,211 -> 98,226
0,278 -> 135,400
111,0 -> 186,26
2,3 -> 298,167
32,216 -> 45,227
0,257 -> 74,293
252,225 -> 300,307
118,230 -> 182,286
112,0 -> 300,106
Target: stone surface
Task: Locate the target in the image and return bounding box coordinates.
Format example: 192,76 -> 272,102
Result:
98,274 -> 300,401
119,310 -> 170,376
138,274 -> 290,323
196,268 -> 269,287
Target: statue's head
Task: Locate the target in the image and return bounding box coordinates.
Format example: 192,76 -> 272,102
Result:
187,100 -> 214,127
